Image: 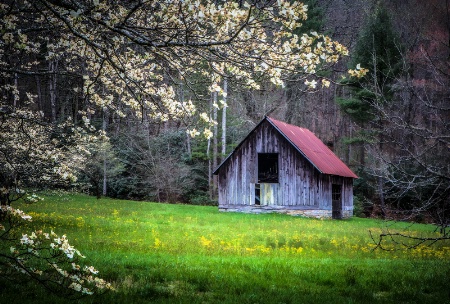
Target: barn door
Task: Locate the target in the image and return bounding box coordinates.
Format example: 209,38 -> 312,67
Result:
332,184 -> 342,219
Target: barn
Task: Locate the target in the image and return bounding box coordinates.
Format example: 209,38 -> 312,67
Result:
213,116 -> 358,219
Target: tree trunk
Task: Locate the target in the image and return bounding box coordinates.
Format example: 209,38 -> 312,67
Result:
186,132 -> 192,157
35,75 -> 43,112
0,193 -> 8,206
13,73 -> 18,109
179,82 -> 191,157
212,91 -> 218,198
49,60 -> 58,123
102,108 -> 108,197
221,78 -> 228,160
207,93 -> 213,200
378,175 -> 385,218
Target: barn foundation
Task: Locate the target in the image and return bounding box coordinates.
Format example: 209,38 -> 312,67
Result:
219,205 -> 353,219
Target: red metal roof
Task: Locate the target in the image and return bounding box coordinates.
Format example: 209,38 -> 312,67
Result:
267,117 -> 358,178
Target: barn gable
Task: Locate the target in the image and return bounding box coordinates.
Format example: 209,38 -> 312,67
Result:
213,116 -> 357,218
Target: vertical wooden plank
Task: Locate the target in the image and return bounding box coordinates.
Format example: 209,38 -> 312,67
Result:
232,157 -> 237,205
249,183 -> 255,205
295,150 -> 300,206
286,143 -> 290,206
260,183 -> 265,206
241,153 -> 245,205
275,183 -> 278,206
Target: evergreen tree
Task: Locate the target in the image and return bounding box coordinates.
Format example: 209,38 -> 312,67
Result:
337,4 -> 404,125
336,3 -> 405,216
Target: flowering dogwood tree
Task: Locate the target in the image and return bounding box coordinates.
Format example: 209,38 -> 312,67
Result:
1,0 -> 350,129
0,106 -> 104,205
0,205 -> 113,298
0,0 -> 356,297
0,105 -> 113,296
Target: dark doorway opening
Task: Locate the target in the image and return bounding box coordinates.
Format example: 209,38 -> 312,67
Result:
258,153 -> 278,183
332,184 -> 342,219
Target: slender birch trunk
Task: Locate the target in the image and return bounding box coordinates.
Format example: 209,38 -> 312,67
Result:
102,108 -> 108,197
221,78 -> 228,160
212,91 -> 218,197
180,82 -> 191,157
207,93 -> 213,200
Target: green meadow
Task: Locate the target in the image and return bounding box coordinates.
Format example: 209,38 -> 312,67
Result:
5,193 -> 450,303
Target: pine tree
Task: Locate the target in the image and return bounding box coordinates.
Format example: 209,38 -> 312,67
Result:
336,3 -> 405,217
337,4 -> 404,124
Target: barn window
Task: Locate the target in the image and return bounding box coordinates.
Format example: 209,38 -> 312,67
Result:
258,153 -> 278,183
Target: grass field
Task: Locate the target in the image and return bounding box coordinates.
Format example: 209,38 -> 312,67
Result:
4,193 -> 450,303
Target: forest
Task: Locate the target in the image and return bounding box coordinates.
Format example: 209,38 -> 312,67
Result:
1,0 -> 449,224
0,0 -> 449,299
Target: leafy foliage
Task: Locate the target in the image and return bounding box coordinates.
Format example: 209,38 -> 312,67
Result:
110,129 -> 206,203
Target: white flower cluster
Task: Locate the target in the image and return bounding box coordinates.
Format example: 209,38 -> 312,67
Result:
2,207 -> 113,296
0,205 -> 32,222
25,193 -> 44,203
51,233 -> 84,259
348,64 -> 369,78
1,0 -> 351,138
0,106 -> 110,206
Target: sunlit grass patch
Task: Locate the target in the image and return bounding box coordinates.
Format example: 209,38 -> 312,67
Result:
9,193 -> 450,303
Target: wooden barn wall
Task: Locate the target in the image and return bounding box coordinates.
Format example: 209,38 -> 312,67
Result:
217,120 -> 354,209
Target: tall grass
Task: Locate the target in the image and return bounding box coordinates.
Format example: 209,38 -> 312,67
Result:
5,193 -> 450,303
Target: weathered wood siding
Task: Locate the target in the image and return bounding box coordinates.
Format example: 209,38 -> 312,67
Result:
217,120 -> 353,215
